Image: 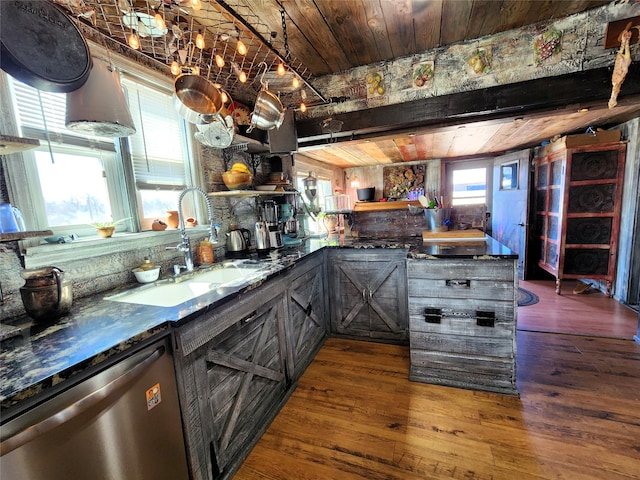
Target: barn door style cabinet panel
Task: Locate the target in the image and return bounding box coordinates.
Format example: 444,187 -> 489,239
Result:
285,252 -> 327,380
407,258 -> 518,395
174,252 -> 328,480
533,140 -> 626,295
328,249 -> 409,343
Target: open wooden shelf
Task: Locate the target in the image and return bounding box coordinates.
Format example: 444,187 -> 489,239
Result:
0,230 -> 53,242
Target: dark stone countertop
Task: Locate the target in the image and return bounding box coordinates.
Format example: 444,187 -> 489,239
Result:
1,234 -> 515,416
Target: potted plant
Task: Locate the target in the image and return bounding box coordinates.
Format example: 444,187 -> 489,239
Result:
89,218 -> 129,238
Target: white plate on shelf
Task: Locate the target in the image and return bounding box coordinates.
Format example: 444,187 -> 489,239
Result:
255,185 -> 277,191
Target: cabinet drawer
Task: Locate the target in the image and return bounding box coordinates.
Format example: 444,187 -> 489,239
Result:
408,293 -> 515,321
410,352 -> 516,395
410,330 -> 514,357
409,310 -> 514,338
407,259 -> 514,282
408,277 -> 515,302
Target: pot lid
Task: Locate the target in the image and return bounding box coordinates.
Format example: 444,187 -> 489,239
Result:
0,1 -> 92,93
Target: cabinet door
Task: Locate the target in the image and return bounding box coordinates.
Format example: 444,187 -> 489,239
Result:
195,294 -> 288,475
286,254 -> 327,380
329,250 -> 408,341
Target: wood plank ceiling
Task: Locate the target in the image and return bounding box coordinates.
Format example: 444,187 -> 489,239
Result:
54,0 -> 639,167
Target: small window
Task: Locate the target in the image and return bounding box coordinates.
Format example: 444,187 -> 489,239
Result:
451,167 -> 487,205
500,162 -> 519,190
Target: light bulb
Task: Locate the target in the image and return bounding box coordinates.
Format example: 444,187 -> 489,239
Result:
237,40 -> 247,55
154,13 -> 165,31
128,32 -> 140,49
221,91 -> 228,103
300,102 -> 307,112
191,0 -> 201,11
277,63 -> 286,76
239,70 -> 247,83
171,61 -> 181,75
196,33 -> 204,49
191,65 -> 200,76
292,76 -> 300,89
215,54 -> 225,68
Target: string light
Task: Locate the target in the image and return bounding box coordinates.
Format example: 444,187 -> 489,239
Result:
154,12 -> 165,31
195,32 -> 205,49
300,102 -> 306,112
191,65 -> 200,75
128,32 -> 140,49
239,70 -> 247,83
170,60 -> 181,75
191,0 -> 201,11
277,63 -> 286,76
292,76 -> 300,89
237,40 -> 247,55
215,54 -> 225,68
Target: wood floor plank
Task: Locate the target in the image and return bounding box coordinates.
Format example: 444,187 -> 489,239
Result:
234,283 -> 640,480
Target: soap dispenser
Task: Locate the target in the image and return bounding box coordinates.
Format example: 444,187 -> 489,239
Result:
139,256 -> 155,271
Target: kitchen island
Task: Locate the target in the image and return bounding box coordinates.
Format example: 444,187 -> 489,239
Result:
1,234 -> 517,479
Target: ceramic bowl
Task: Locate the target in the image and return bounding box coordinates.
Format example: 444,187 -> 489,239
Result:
222,171 -> 253,190
255,184 -> 277,191
132,267 -> 160,284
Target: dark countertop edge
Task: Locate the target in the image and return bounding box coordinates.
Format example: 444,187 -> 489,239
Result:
1,235 -> 515,414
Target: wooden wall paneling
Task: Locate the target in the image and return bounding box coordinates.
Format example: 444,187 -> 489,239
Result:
378,0 -> 415,59
439,0 -> 474,45
412,0 -> 443,51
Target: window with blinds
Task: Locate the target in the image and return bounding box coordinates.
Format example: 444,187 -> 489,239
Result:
122,77 -> 188,190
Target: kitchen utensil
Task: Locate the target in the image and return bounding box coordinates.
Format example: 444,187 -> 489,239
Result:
0,0 -> 91,93
173,74 -> 223,124
20,267 -> 72,322
418,195 -> 430,208
247,63 -> 285,132
221,171 -> 253,190
357,187 -> 375,202
254,221 -> 270,252
65,56 -> 137,137
194,115 -> 234,148
226,228 -> 251,252
132,267 -> 160,284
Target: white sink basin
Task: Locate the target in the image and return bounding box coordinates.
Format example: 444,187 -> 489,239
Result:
107,267 -> 261,307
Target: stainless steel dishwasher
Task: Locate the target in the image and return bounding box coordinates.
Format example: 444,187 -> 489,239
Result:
0,336 -> 190,480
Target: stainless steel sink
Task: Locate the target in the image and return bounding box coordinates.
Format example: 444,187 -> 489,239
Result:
106,266 -> 261,307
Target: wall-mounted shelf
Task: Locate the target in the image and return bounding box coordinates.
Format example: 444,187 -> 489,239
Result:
0,135 -> 40,155
0,230 -> 53,242
208,190 -> 299,198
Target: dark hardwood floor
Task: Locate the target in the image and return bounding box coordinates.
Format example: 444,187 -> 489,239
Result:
234,282 -> 640,480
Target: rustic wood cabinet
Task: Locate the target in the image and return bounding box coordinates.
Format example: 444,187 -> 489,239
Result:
533,141 -> 626,295
176,289 -> 288,479
174,252 -> 328,480
284,252 -> 327,380
328,249 -> 408,342
407,258 -> 518,395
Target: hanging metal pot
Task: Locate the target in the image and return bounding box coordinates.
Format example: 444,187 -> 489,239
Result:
173,74 -> 224,124
247,62 -> 285,132
0,0 -> 92,93
65,56 -> 137,137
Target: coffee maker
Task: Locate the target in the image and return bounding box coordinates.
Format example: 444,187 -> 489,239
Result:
261,200 -> 283,249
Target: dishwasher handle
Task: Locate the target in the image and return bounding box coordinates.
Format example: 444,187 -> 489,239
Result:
0,345 -> 164,456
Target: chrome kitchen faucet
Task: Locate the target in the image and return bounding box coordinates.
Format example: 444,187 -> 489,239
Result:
168,186 -> 218,275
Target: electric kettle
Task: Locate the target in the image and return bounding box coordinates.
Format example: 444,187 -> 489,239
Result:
254,221 -> 270,252
226,228 -> 251,253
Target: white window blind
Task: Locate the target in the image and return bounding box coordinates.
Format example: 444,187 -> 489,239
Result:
122,77 -> 188,190
10,79 -> 115,151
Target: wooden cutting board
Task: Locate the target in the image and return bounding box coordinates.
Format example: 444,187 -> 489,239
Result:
422,229 -> 485,241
